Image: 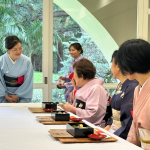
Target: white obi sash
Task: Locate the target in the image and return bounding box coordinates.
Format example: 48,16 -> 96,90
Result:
109,109 -> 121,133
138,128 -> 150,150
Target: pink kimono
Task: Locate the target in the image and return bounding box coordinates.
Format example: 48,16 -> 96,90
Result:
68,78 -> 108,126
127,78 -> 150,148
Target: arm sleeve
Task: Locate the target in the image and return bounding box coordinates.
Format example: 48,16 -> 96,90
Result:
105,97 -> 113,125
127,121 -> 139,145
127,87 -> 141,146
65,77 -> 71,83
0,62 -> 8,100
76,87 -> 106,121
106,117 -> 113,125
0,67 -> 8,98
14,61 -> 33,99
67,91 -> 73,104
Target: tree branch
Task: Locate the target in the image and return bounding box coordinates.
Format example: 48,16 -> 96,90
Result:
17,4 -> 33,16
53,11 -> 69,17
32,11 -> 69,21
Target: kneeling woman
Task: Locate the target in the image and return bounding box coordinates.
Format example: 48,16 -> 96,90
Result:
62,58 -> 108,126
0,36 -> 33,103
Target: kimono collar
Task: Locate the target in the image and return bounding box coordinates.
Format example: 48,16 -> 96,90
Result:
77,78 -> 104,93
73,56 -> 83,62
121,79 -> 137,90
8,54 -> 16,64
136,77 -> 150,97
134,77 -> 150,116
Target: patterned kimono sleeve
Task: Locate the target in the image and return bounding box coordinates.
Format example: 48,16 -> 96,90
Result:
114,84 -> 136,139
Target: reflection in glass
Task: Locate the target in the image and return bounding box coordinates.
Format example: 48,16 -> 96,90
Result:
31,89 -> 43,103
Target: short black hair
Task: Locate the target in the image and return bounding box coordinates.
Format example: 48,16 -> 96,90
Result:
117,39 -> 150,75
111,50 -> 118,64
5,35 -> 21,50
73,58 -> 96,80
69,43 -> 83,54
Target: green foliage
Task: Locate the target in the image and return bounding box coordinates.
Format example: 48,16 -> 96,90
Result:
52,89 -> 66,103
0,0 -> 42,59
33,71 -> 60,83
58,34 -> 117,83
0,1 -> 116,103
33,71 -> 43,83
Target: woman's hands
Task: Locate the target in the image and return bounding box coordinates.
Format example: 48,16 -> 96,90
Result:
59,76 -> 66,81
104,125 -> 111,131
56,84 -> 66,89
62,104 -> 76,114
72,77 -> 78,90
56,76 -> 66,89
5,95 -> 19,103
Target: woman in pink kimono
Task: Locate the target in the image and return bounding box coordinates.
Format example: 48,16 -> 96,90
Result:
62,58 -> 108,127
117,39 -> 150,149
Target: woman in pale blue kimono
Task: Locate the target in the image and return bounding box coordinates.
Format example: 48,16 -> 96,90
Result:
0,36 -> 33,103
58,43 -> 83,101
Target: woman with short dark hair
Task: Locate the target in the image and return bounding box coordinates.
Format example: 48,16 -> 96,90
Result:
0,35 -> 33,103
104,50 -> 138,139
61,58 -> 108,126
117,39 -> 150,149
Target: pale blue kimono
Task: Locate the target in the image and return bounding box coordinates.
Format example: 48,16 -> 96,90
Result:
0,52 -> 33,103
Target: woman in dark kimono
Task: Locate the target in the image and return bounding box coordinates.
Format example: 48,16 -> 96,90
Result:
104,50 -> 139,139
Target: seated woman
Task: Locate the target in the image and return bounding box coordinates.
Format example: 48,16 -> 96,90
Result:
62,58 -> 108,126
117,39 -> 150,149
104,50 -> 138,139
57,43 -> 83,101
0,35 -> 33,103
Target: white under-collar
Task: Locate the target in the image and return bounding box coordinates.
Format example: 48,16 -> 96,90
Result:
8,54 -> 15,64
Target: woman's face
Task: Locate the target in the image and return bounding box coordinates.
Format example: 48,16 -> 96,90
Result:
8,42 -> 23,61
73,69 -> 83,87
69,46 -> 81,59
111,58 -> 120,79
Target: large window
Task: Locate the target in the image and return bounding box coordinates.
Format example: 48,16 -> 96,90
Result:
52,3 -> 117,103
0,0 -> 118,103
